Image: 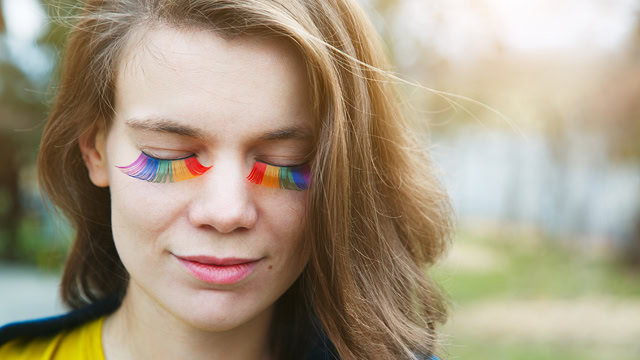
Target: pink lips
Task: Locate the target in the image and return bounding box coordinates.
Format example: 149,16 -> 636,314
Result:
176,255 -> 260,285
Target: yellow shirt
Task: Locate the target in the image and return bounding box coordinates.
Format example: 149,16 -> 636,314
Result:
0,316 -> 105,360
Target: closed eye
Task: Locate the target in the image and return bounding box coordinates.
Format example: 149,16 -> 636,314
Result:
254,159 -> 308,168
246,161 -> 311,191
116,152 -> 211,183
141,150 -> 196,161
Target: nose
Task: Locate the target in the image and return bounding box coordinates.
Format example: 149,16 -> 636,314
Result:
188,157 -> 257,234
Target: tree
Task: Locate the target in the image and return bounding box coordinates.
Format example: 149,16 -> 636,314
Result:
0,0 -> 60,261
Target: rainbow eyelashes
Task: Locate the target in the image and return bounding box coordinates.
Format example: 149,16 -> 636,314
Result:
117,152 -> 310,190
247,161 -> 311,191
116,152 -> 212,183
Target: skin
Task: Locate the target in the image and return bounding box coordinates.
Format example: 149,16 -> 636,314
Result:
80,25 -> 314,360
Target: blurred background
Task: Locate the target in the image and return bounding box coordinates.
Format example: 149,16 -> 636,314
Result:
1,0 -> 639,359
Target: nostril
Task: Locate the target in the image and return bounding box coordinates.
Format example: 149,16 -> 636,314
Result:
200,224 -> 250,233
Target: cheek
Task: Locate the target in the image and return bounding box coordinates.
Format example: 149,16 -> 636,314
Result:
250,191 -> 309,303
108,176 -> 194,290
260,190 -> 308,263
109,174 -> 187,247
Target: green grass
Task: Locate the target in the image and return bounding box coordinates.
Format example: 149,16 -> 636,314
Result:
433,228 -> 640,304
431,226 -> 640,360
442,338 -> 640,360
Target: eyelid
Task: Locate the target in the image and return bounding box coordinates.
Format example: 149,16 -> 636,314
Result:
141,150 -> 196,161
255,159 -> 308,168
142,149 -> 307,167
254,151 -> 313,168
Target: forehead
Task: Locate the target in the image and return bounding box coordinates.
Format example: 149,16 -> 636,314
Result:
113,25 -> 313,141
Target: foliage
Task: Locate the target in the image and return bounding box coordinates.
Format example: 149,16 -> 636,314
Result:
0,0 -> 67,262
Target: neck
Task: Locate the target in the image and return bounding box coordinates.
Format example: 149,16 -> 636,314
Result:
102,281 -> 274,360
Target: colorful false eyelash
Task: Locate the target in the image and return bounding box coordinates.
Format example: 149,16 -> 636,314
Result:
247,161 -> 311,191
117,152 -> 212,183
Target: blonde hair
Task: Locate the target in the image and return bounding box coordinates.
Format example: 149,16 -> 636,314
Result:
38,0 -> 455,359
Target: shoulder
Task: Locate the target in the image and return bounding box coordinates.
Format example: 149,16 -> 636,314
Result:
0,296 -> 119,359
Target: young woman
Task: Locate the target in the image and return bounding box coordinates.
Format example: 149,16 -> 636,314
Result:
0,0 -> 454,359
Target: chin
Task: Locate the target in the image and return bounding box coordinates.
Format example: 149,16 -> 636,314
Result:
167,290 -> 273,332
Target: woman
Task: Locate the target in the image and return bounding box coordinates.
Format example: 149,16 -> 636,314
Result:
0,0 -> 454,359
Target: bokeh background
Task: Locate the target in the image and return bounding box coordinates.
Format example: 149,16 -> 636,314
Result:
1,0 -> 640,359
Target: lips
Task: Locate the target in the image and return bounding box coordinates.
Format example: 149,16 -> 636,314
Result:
175,255 -> 261,285
178,255 -> 259,266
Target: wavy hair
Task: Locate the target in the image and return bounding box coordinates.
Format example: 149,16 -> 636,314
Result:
38,0 -> 455,359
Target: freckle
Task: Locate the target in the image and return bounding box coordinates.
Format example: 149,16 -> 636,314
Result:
268,265 -> 273,270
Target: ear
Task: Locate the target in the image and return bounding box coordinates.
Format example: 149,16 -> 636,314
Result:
78,123 -> 109,187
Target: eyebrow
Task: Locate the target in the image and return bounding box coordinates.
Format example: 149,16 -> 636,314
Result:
124,117 -> 312,142
125,118 -> 207,140
257,127 -> 312,141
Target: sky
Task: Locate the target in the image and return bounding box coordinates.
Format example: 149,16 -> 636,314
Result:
2,0 -> 639,61
2,0 -> 47,41
386,0 -> 639,62
1,0 -> 50,81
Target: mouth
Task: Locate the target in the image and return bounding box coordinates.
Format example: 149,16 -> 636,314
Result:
177,255 -> 260,266
174,255 -> 261,285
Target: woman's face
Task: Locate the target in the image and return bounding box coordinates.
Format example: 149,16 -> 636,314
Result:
87,26 -> 313,331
